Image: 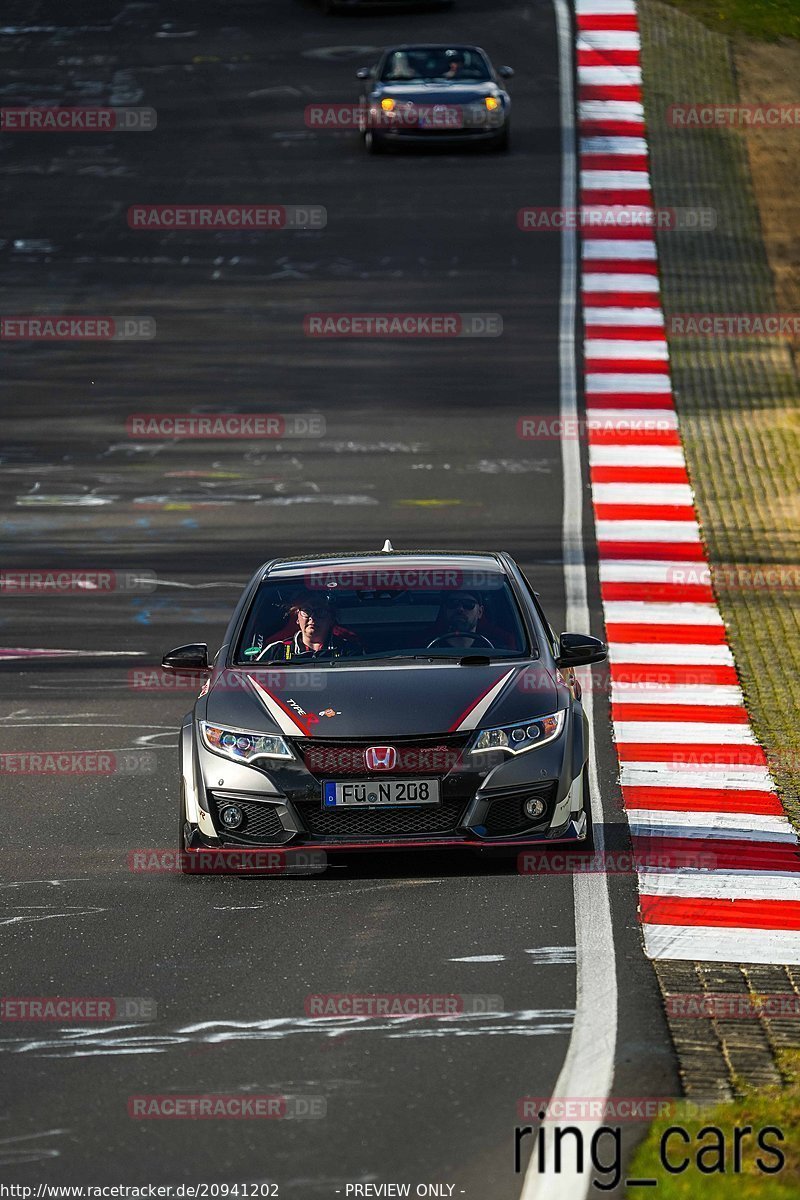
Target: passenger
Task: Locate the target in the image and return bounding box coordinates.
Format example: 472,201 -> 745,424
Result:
257,592 -> 363,662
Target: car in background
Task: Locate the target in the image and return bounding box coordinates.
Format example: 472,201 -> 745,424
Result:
357,43 -> 512,152
164,549 -> 606,869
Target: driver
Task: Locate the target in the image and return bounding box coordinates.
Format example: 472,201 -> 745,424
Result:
433,592 -> 488,649
257,591 -> 363,662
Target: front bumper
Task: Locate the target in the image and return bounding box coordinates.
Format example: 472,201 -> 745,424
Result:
182,722 -> 588,851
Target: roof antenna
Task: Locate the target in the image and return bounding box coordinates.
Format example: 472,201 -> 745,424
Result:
381,538 -> 394,552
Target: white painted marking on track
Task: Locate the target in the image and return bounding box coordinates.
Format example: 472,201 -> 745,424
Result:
577,0 -> 637,13
602,601 -> 723,624
578,66 -> 642,86
589,444 -> 686,466
583,273 -> 659,292
620,763 -> 774,790
577,32 -> 642,51
581,169 -> 650,188
638,872 -> 800,900
579,102 -> 646,124
615,720 -> 755,743
449,954 -> 506,963
587,373 -> 672,392
585,340 -> 668,360
580,135 -> 648,155
597,521 -> 700,542
599,560 -> 706,581
609,641 -> 731,664
582,240 -> 657,260
611,684 -> 744,705
628,811 -> 795,840
522,6 -> 617,1196
642,927 -> 800,965
584,305 -> 664,325
593,483 -> 693,504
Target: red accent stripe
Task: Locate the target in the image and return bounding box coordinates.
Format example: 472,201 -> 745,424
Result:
613,703 -> 749,724
577,14 -> 640,30
640,896 -> 800,931
591,465 -> 688,483
250,678 -> 312,737
587,360 -> 670,376
607,622 -> 722,644
610,663 -> 737,686
579,84 -> 643,103
580,153 -> 649,172
581,185 -> 650,202
448,672 -> 508,733
584,324 -> 664,340
598,541 -> 705,560
577,49 -> 641,67
615,743 -> 767,766
602,582 -> 714,603
632,834 -> 800,872
583,292 -> 661,308
595,503 -> 695,521
588,428 -> 681,445
622,785 -> 781,814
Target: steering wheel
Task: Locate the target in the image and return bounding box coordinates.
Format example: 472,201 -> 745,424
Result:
426,633 -> 495,650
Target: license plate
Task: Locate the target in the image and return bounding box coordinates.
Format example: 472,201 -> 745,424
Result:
323,779 -> 441,808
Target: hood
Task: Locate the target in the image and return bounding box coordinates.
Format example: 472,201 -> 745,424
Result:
371,81 -> 503,105
203,662 -> 561,740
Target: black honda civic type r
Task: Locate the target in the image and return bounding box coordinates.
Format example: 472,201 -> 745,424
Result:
164,550 -> 606,869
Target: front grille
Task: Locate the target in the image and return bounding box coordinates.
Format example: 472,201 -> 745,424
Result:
208,793 -> 287,843
297,735 -> 469,779
295,796 -> 467,839
483,784 -> 557,837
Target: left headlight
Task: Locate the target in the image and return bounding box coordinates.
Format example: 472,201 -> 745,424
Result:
468,711 -> 566,756
200,722 -> 293,764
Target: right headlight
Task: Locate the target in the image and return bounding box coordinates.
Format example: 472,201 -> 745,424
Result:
468,710 -> 565,756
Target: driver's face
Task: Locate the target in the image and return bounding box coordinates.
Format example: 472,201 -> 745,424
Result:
297,603 -> 333,644
444,595 -> 482,632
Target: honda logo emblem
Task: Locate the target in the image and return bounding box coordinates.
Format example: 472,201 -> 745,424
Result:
365,745 -> 397,771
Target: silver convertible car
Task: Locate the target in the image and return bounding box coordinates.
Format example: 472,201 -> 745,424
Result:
164,549 -> 606,869
357,44 -> 513,153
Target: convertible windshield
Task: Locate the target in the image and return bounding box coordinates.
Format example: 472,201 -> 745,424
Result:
380,48 -> 492,84
234,567 -> 531,665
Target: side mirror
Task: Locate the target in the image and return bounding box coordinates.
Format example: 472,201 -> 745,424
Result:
498,66 -> 514,79
555,632 -> 607,668
162,643 -> 210,673
356,67 -> 372,81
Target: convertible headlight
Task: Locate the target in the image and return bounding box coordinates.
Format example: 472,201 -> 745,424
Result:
469,711 -> 565,756
485,96 -> 501,111
381,98 -> 396,112
200,723 -> 292,764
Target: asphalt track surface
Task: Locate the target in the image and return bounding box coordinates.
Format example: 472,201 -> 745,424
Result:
0,2 -> 677,1195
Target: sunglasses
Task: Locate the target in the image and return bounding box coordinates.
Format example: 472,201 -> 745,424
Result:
298,605 -> 332,618
444,597 -> 479,609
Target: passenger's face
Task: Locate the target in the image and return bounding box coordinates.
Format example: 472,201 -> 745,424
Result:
297,603 -> 333,644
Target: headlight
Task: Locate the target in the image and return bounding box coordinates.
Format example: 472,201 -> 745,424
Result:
485,97 -> 501,111
381,98 -> 396,112
469,711 -> 565,756
200,722 -> 292,764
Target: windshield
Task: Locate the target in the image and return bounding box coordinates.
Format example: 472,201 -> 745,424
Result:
380,48 -> 492,84
234,567 -> 532,666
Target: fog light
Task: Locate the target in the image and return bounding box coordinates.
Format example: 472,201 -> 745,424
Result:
523,796 -> 546,820
220,804 -> 244,829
